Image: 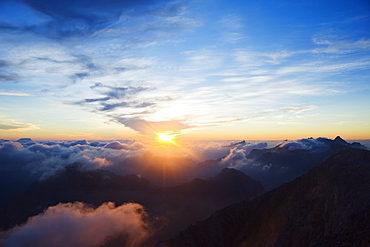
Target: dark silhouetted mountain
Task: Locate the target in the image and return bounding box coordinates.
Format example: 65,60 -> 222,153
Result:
0,163 -> 155,230
165,148 -> 370,247
109,154 -> 198,187
333,135 -> 347,145
0,170 -> 37,208
15,138 -> 35,146
0,165 -> 263,243
153,168 -> 263,240
167,168 -> 263,205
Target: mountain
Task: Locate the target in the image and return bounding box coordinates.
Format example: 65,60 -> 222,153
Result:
0,165 -> 263,243
241,136 -> 368,190
0,163 -> 155,231
167,168 -> 263,205
109,154 -> 198,187
165,148 -> 370,247
224,140 -> 247,147
0,170 -> 38,208
15,138 -> 36,146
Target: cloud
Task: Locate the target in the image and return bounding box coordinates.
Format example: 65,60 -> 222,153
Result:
1,0 -> 369,140
0,139 -> 147,180
0,121 -> 39,131
90,83 -> 152,98
72,83 -> 154,111
265,51 -> 293,64
222,148 -> 247,162
312,38 -> 370,54
280,105 -> 317,113
217,137 -> 366,189
0,142 -> 45,170
0,138 -> 268,186
0,60 -> 12,68
218,14 -> 246,43
104,141 -> 144,151
0,73 -> 19,82
115,117 -> 191,135
2,202 -> 153,247
278,138 -> 329,152
219,14 -> 244,30
0,0 -> 190,40
220,142 -> 269,164
100,101 -> 155,112
0,136 -> 366,206
79,97 -> 111,103
0,91 -> 30,96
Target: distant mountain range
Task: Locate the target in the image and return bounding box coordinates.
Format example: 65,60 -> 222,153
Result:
237,136 -> 368,190
164,148 -> 370,247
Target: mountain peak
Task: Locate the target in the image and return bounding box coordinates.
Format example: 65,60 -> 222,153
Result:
224,140 -> 247,147
214,168 -> 250,181
334,136 -> 347,145
16,138 -> 33,142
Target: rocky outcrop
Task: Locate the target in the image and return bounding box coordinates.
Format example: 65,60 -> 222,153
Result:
165,148 -> 370,247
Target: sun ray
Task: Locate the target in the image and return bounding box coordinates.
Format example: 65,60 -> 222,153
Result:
153,134 -> 202,161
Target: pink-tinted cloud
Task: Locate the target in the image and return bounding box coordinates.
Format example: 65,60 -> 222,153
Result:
2,202 -> 153,247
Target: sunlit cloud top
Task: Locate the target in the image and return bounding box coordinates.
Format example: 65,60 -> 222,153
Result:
1,0 -> 369,140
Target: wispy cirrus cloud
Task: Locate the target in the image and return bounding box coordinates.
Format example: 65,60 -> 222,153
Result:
0,91 -> 30,96
311,37 -> 370,54
219,14 -> 246,43
0,0 -> 190,40
281,105 -> 317,113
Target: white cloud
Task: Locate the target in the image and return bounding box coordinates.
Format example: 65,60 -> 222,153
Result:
312,38 -> 370,54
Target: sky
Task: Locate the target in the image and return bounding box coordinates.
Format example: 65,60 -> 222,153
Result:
0,0 -> 370,141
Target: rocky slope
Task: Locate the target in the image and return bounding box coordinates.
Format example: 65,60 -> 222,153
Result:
165,148 -> 370,247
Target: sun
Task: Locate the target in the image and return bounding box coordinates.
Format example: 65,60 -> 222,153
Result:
156,132 -> 176,143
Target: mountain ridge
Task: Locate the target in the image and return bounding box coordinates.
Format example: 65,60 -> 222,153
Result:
0,166 -> 263,243
164,148 -> 370,247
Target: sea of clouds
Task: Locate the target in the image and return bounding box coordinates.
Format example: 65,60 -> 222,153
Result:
0,136 -> 368,246
0,137 -> 367,188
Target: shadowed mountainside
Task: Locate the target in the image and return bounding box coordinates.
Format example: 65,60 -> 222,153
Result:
0,166 -> 263,242
165,148 -> 370,247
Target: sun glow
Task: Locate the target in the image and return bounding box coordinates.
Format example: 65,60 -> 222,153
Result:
156,132 -> 177,143
151,132 -> 203,161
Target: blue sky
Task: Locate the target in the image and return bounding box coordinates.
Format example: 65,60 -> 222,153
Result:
0,0 -> 369,140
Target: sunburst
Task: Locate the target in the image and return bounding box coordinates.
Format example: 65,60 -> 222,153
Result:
156,132 -> 176,143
